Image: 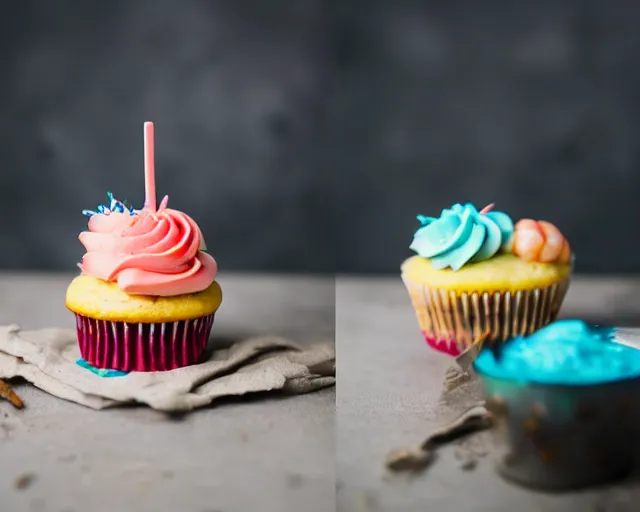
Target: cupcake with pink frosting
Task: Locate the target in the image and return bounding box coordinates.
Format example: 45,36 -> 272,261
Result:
65,122 -> 222,372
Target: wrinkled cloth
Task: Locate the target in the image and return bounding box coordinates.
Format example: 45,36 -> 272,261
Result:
0,325 -> 335,412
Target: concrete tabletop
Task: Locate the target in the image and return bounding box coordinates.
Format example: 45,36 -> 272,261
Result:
337,276 -> 640,512
0,272 -> 335,512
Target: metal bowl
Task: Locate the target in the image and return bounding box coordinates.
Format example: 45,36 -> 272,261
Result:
478,371 -> 640,490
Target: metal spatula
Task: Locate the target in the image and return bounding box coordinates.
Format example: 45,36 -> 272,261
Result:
455,330 -> 494,372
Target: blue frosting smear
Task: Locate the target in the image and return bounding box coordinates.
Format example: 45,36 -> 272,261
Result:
410,203 -> 514,271
474,319 -> 640,385
76,359 -> 129,378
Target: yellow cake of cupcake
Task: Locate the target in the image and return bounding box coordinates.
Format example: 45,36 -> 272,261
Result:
401,253 -> 571,293
401,203 -> 573,356
66,274 -> 222,323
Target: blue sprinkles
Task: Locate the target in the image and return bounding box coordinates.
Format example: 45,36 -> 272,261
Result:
82,192 -> 138,218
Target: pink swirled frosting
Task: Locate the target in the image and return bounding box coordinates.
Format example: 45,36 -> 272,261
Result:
78,197 -> 217,297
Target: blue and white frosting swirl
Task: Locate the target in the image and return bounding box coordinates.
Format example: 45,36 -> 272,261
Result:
410,203 -> 514,271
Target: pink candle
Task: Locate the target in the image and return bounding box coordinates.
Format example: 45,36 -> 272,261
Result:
143,121 -> 156,212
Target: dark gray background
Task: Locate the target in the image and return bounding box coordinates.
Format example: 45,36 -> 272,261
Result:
1,0 -> 639,274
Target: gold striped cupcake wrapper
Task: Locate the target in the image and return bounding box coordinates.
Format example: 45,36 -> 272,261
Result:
402,276 -> 571,353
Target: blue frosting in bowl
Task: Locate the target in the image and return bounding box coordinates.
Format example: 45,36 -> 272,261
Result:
474,319 -> 640,385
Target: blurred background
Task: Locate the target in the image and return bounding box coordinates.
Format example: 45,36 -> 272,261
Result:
1,0 -> 640,275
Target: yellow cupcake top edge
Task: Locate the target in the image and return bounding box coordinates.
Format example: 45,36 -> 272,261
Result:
66,275 -> 222,323
401,253 -> 571,292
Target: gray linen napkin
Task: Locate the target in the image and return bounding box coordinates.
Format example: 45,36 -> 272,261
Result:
0,325 -> 335,412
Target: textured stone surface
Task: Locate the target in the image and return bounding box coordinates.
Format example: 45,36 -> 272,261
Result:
0,272 -> 335,512
3,1 -> 640,273
336,276 -> 640,511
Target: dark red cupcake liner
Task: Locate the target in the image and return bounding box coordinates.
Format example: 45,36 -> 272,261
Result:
422,332 -> 462,357
74,313 -> 215,372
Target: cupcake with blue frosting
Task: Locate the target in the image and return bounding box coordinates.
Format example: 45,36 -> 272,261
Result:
401,203 -> 572,356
